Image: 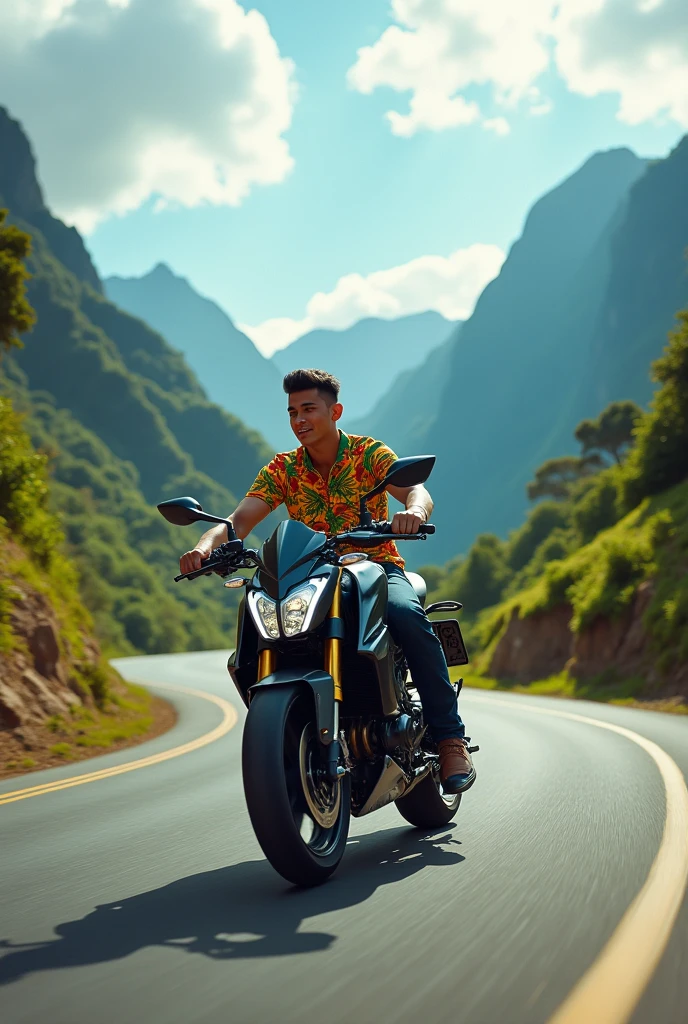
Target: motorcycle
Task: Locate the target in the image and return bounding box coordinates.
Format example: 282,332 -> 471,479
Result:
158,455 -> 475,887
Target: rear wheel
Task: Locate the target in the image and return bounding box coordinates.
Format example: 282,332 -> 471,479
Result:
395,765 -> 461,828
242,684 -> 350,887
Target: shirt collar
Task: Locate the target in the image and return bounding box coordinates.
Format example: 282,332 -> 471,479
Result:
302,430 -> 349,472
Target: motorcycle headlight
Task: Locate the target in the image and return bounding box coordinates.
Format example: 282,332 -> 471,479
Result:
281,584 -> 317,637
248,592 -> 280,639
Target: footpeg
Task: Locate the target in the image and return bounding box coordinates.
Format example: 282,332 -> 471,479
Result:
467,745 -> 480,754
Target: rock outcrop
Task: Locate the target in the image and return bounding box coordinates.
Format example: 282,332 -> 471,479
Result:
0,573 -> 100,749
486,581 -> 686,697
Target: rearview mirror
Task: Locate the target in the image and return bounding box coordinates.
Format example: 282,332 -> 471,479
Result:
157,496 -> 229,528
382,456 -> 436,491
363,456 -> 436,503
358,455 -> 436,526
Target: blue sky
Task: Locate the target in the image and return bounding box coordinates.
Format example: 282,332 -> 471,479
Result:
2,0 -> 686,351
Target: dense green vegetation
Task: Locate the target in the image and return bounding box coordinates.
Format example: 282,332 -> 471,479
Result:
0,216 -> 109,708
368,139 -> 688,568
424,305 -> 688,691
0,106 -> 271,656
368,147 -> 653,564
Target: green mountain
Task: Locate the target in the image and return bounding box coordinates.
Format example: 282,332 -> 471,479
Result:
273,312 -> 456,423
0,106 -> 272,654
581,137 -> 688,413
350,334 -> 455,455
370,147 -> 653,565
105,264 -> 290,451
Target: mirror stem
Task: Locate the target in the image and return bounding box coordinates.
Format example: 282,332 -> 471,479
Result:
359,498 -> 374,529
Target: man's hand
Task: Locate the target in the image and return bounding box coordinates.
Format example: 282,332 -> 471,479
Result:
391,508 -> 426,535
179,539 -> 214,575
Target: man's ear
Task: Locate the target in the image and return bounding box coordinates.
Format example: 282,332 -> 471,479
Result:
331,402 -> 343,422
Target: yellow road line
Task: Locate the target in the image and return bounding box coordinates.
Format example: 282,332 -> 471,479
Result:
465,693 -> 688,1024
0,684 -> 238,807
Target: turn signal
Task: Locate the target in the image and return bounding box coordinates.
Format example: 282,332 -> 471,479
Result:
224,577 -> 248,588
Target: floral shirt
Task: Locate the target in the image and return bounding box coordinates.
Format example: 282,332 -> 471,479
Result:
246,431 -> 404,568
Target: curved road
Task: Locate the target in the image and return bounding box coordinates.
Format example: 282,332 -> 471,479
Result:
1,650 -> 687,1024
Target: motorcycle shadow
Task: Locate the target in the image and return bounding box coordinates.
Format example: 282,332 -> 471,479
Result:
0,825 -> 464,984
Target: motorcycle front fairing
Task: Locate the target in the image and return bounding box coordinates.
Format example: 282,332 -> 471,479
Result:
227,519 -> 403,753
228,520 -> 339,714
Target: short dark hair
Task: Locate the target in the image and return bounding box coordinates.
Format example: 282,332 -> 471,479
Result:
283,368 -> 340,405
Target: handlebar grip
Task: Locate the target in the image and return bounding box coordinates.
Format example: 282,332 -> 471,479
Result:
175,555 -> 220,582
377,520 -> 435,535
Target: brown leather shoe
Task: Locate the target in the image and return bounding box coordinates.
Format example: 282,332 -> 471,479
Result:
438,738 -> 476,794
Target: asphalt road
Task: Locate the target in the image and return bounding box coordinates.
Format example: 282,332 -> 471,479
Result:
1,650 -> 687,1024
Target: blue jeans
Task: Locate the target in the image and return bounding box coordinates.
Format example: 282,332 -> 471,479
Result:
383,564 -> 465,742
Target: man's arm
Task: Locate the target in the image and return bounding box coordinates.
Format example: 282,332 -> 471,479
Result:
179,496 -> 272,573
386,483 -> 434,534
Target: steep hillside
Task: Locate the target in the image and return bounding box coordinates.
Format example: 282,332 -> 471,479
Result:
273,312 -> 456,422
373,148 -> 650,564
350,335 -> 455,455
0,396 -> 175,777
0,109 -> 101,292
581,136 -> 688,412
426,305 -> 688,708
0,106 -> 269,654
473,478 -> 688,706
105,263 -> 289,451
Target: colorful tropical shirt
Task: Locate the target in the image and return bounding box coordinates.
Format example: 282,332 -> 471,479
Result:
246,431 -> 405,567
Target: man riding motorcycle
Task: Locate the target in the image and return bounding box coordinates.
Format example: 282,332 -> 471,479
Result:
180,368 -> 475,794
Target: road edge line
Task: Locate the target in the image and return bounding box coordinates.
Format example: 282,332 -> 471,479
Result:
0,684 -> 238,806
465,693 -> 688,1024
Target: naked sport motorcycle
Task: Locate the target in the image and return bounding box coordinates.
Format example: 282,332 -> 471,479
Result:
158,455 -> 475,887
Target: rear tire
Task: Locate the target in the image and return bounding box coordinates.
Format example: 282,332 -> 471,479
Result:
242,684 -> 350,887
395,768 -> 461,828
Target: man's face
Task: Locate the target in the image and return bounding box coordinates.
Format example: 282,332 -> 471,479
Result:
288,388 -> 339,445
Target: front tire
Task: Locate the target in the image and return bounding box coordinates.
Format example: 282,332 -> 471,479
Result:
242,684 -> 350,887
395,767 -> 461,828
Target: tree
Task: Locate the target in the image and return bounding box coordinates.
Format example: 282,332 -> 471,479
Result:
575,400 -> 643,465
624,307 -> 688,504
506,500 -> 570,571
434,534 -> 510,614
526,454 -> 603,501
0,209 -> 36,353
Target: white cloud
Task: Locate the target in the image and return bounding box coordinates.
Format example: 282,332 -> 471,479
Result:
0,0 -> 296,231
554,0 -> 688,127
483,116 -> 510,135
347,0 -> 688,135
347,0 -> 554,137
241,243 -> 505,355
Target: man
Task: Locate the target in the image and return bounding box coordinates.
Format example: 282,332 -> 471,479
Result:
180,368 -> 475,793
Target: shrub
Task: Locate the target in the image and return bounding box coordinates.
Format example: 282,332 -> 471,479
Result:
506,501 -> 570,571
623,309 -> 688,506
571,469 -> 624,544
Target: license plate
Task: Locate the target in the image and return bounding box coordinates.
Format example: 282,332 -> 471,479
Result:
431,619 -> 469,666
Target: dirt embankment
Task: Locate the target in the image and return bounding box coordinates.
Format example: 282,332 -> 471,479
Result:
0,576 -> 175,779
487,581 -> 688,700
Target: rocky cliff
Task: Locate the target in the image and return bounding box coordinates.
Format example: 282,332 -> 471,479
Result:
487,580 -> 687,700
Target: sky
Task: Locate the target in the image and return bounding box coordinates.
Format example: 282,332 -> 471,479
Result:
1,0 -> 687,354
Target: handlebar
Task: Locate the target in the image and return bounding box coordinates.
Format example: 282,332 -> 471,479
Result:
174,521 -> 436,582
334,521 -> 435,545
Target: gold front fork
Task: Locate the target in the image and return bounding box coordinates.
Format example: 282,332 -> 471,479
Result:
324,568 -> 343,702
257,648 -> 276,681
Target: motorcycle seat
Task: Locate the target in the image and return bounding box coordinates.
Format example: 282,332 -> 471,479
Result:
405,571 -> 427,608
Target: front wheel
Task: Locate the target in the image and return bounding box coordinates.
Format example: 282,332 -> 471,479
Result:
242,684 -> 350,887
395,766 -> 461,828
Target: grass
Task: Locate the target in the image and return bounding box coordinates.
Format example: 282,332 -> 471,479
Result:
43,682 -> 155,753
470,480 -> 688,690
452,667 -> 688,715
